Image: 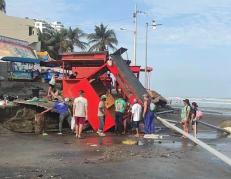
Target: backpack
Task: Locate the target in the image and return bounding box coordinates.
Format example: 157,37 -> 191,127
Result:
196,110 -> 203,119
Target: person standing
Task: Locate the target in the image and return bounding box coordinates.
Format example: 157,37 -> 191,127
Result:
40,96 -> 71,135
131,99 -> 142,137
122,101 -> 131,135
73,90 -> 88,139
69,71 -> 78,79
181,99 -> 191,137
143,94 -> 155,134
97,95 -> 107,137
106,73 -> 113,94
191,102 -> 203,137
47,74 -> 59,100
114,96 -> 126,134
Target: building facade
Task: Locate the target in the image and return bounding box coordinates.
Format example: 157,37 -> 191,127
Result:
34,19 -> 54,34
34,19 -> 64,33
50,21 -> 64,32
0,12 -> 39,47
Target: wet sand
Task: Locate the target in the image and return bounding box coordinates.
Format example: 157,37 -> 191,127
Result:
0,113 -> 231,179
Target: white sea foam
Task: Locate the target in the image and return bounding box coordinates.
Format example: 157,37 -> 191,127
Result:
167,97 -> 231,116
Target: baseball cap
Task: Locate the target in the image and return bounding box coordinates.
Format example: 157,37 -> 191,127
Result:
101,95 -> 107,100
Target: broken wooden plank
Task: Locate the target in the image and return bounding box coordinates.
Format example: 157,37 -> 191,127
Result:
14,100 -> 54,109
157,116 -> 231,167
198,120 -> 231,134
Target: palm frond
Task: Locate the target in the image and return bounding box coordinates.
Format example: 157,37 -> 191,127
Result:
87,23 -> 118,52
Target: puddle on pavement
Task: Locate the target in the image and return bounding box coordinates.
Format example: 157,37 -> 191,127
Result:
196,131 -> 221,140
45,131 -> 227,152
80,136 -> 123,146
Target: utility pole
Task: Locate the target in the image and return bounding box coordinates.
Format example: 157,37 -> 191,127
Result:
145,22 -> 148,89
133,4 -> 146,66
144,20 -> 162,89
133,4 -> 138,66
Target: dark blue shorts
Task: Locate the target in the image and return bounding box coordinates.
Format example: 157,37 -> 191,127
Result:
192,120 -> 198,125
133,121 -> 140,128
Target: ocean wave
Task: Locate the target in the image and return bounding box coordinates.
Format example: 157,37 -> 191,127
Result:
167,97 -> 231,116
167,97 -> 231,104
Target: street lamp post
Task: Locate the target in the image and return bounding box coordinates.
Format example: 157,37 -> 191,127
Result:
133,4 -> 138,66
144,20 -> 162,89
120,27 -> 135,63
145,22 -> 148,89
133,4 -> 146,65
121,5 -> 146,65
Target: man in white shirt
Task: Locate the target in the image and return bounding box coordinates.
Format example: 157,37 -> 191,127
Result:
131,98 -> 142,137
73,90 -> 88,139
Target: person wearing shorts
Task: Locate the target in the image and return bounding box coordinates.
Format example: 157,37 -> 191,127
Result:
131,99 -> 142,137
181,99 -> 191,138
191,102 -> 198,137
73,90 -> 88,139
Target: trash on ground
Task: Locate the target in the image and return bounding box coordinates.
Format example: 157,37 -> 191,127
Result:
122,139 -> 137,145
90,144 -> 98,147
137,140 -> 144,146
143,134 -> 163,139
223,127 -> 231,133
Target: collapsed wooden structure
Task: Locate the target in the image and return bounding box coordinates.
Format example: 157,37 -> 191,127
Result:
14,49 -> 167,132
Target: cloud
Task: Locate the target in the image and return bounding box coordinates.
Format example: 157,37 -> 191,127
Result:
138,0 -> 231,47
6,0 -> 81,26
141,0 -> 231,18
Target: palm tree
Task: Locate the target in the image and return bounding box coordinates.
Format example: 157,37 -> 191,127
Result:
38,29 -> 70,59
38,30 -> 51,52
38,27 -> 88,59
67,27 -> 88,51
0,0 -> 6,13
88,24 -> 118,52
46,29 -> 71,59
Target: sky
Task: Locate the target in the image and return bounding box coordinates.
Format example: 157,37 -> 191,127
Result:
5,0 -> 231,98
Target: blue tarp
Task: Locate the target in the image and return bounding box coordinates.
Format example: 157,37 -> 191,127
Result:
1,57 -> 42,64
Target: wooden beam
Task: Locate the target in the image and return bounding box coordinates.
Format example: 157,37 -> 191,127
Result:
157,117 -> 231,167
198,120 -> 231,134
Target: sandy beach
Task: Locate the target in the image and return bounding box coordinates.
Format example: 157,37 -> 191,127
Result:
0,110 -> 230,179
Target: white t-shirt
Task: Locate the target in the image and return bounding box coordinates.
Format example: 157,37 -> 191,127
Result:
73,96 -> 88,117
131,103 -> 142,122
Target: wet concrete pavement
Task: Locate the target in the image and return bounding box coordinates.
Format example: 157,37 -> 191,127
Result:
0,127 -> 230,179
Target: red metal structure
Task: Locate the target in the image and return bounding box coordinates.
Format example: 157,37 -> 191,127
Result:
60,50 -> 151,132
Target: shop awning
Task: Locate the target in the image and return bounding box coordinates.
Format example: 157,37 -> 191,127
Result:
1,57 -> 42,64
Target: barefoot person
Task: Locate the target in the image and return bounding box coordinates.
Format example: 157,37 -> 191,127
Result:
97,95 -> 107,137
191,102 -> 198,137
181,99 -> 191,137
73,90 -> 88,139
131,99 -> 142,137
40,96 -> 71,135
191,102 -> 203,137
